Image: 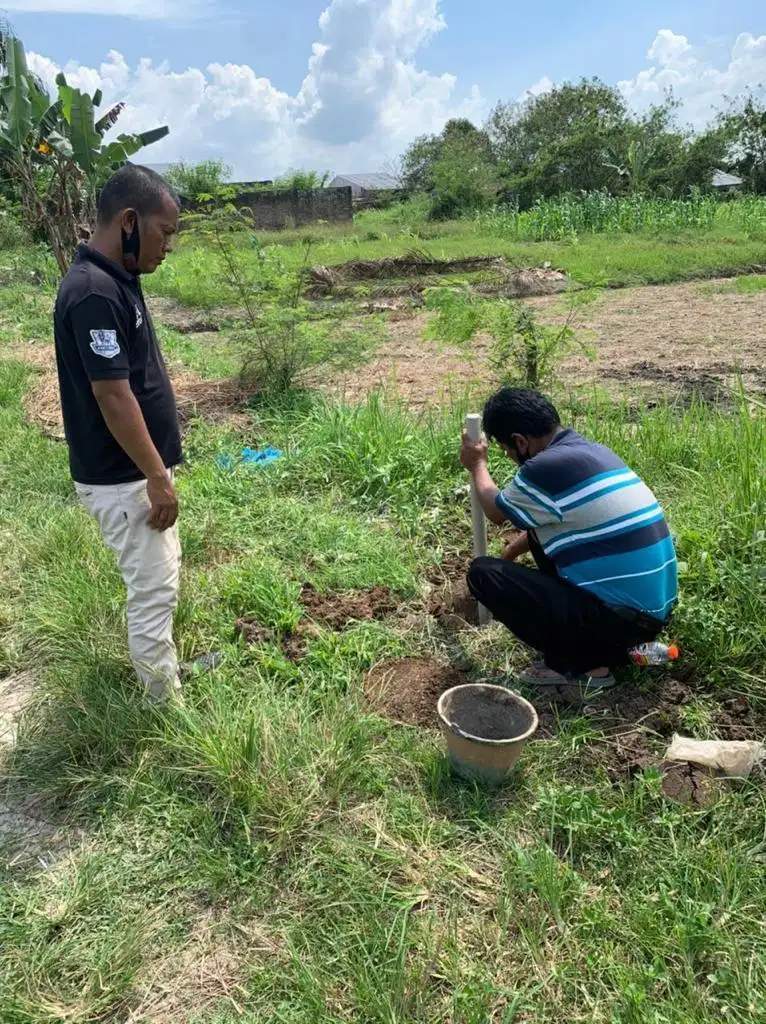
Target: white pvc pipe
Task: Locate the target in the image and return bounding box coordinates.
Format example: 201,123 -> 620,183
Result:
465,413 -> 492,626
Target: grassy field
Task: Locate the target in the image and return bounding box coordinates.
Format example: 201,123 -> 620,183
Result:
1,208 -> 766,1022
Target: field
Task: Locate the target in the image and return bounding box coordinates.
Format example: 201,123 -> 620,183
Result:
1,198 -> 766,1024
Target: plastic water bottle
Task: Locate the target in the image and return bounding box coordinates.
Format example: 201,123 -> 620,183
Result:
629,642 -> 680,666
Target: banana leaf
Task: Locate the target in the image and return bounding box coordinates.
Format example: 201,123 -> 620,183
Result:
0,36 -> 32,150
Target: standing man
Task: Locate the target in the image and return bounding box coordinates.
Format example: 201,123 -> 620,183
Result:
54,164 -> 183,704
461,387 -> 678,692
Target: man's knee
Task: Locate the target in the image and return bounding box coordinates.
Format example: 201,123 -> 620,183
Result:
467,556 -> 501,600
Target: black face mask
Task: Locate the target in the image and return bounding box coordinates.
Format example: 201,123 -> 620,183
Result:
121,216 -> 140,274
511,440 -> 530,465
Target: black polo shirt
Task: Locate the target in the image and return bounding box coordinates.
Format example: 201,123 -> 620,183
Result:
54,245 -> 182,485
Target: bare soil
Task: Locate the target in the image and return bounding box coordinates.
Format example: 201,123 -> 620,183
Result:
330,278 -> 766,407
364,658 -> 468,728
21,360 -> 250,439
146,296 -> 223,334
237,584 -> 402,660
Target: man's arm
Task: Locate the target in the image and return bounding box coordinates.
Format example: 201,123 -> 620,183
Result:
502,531 -> 530,561
91,380 -> 178,531
459,432 -> 506,525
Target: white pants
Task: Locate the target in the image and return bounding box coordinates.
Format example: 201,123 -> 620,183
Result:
75,477 -> 181,703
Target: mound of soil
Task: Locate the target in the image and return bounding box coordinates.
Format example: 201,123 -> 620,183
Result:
147,296 -> 222,334
560,675 -> 765,805
305,251 -> 568,299
364,658 -> 468,728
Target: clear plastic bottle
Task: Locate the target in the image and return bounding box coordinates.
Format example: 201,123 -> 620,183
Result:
629,642 -> 680,666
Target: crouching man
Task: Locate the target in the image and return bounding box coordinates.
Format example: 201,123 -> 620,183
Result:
460,387 -> 678,691
54,165 -> 182,704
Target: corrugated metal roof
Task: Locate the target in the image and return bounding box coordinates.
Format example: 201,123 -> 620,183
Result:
330,173 -> 400,190
712,169 -> 743,188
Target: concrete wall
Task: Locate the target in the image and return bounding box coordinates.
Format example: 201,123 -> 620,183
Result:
182,186 -> 353,230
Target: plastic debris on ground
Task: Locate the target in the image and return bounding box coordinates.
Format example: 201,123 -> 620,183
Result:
665,734 -> 765,779
215,446 -> 283,471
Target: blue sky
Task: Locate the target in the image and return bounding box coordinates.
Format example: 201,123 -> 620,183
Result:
7,0 -> 765,178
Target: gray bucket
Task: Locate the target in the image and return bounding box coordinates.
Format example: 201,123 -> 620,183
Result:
437,683 -> 539,785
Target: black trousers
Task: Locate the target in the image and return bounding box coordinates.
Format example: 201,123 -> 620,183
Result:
466,539 -> 662,676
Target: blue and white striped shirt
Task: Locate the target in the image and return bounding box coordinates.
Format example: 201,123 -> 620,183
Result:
495,429 -> 678,620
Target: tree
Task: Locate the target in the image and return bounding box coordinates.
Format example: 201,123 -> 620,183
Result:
488,79 -> 630,206
0,28 -> 169,273
164,159 -> 232,199
401,119 -> 494,194
721,94 -> 766,193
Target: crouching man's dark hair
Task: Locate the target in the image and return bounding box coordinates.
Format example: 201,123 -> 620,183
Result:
482,387 -> 561,446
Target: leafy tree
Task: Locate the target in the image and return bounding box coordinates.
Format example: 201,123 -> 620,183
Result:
721,94 -> 766,193
164,159 -> 231,199
401,119 -> 494,193
489,79 -> 629,206
430,134 -> 496,218
0,28 -> 169,273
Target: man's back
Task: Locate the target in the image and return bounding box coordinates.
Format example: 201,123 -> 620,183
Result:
496,428 -> 678,620
54,244 -> 181,485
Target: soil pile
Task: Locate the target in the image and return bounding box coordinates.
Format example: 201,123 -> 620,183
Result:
364,658 -> 468,728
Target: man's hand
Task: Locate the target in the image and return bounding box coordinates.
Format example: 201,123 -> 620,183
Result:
460,431 -> 489,473
501,531 -> 530,562
146,472 -> 179,531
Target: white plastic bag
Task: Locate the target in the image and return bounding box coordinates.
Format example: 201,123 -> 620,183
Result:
665,734 -> 765,779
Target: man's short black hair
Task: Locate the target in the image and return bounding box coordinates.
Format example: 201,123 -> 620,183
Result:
97,163 -> 179,224
482,387 -> 561,445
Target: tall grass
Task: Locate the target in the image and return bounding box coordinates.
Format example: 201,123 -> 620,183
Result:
2,250 -> 766,1021
477,191 -> 766,242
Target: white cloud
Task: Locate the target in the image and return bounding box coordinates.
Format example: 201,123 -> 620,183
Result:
519,76 -> 553,102
619,30 -> 766,125
1,0 -> 200,18
26,0 -> 484,178
646,29 -> 692,68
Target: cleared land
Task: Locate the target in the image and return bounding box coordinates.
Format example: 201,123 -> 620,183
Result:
1,221 -> 765,1023
330,277 -> 766,407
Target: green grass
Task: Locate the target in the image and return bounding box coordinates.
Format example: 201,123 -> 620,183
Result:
1,326 -> 765,1022
699,274 -> 766,296
142,225 -> 766,309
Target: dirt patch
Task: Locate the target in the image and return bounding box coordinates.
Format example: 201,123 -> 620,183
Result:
330,277 -> 766,407
147,296 -> 223,334
660,762 -> 719,808
307,252 -> 508,291
237,584 -> 401,661
559,676 -> 766,804
300,582 -> 399,629
0,671 -> 36,749
127,910 -> 278,1023
428,577 -> 479,629
364,658 -> 468,728
22,366 -> 251,439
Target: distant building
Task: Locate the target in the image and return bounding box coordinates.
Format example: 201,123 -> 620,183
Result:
712,169 -> 743,192
328,172 -> 400,197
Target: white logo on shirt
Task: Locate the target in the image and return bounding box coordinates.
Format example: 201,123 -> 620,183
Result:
89,329 -> 120,359
135,305 -> 143,329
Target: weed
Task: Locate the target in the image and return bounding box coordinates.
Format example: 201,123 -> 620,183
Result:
423,284 -> 595,388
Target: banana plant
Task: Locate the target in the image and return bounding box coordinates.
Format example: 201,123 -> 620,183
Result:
0,28 -> 170,273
